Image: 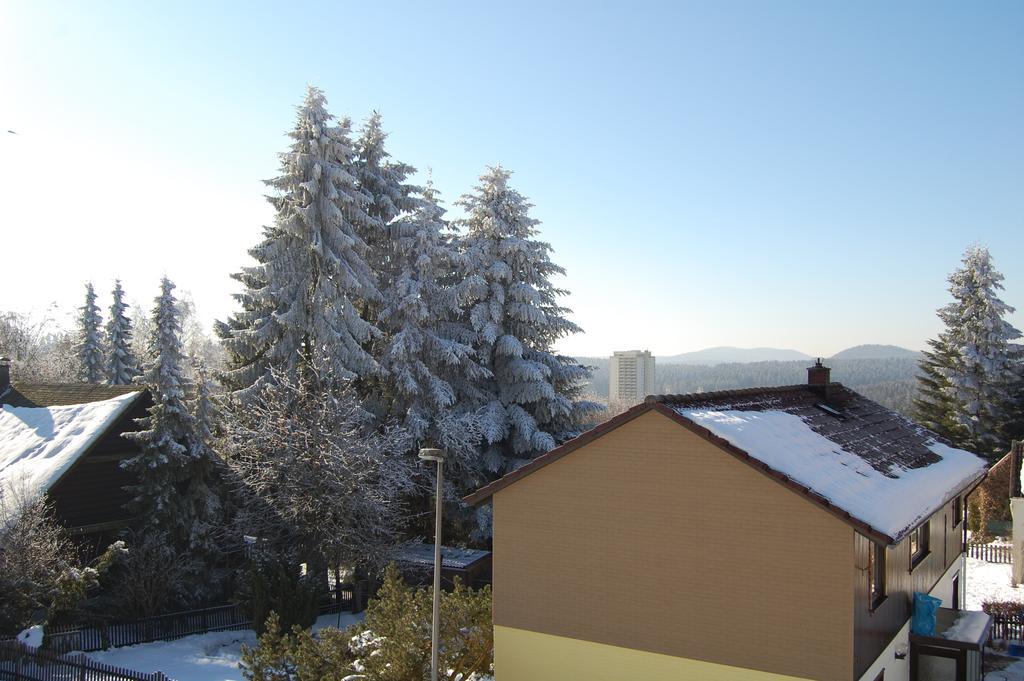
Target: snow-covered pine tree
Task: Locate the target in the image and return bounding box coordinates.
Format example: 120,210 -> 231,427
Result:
353,112 -> 420,273
351,112 -> 423,406
915,246 -> 1022,458
181,359 -> 225,601
377,180 -> 490,478
191,361 -> 217,463
75,283 -> 105,383
106,280 -> 138,385
457,166 -> 599,475
123,277 -> 217,558
219,87 -> 381,395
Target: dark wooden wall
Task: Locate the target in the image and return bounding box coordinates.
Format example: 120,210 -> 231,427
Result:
853,496 -> 965,679
48,397 -> 148,539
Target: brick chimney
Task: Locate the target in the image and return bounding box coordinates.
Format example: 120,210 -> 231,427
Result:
807,358 -> 831,386
0,357 -> 10,394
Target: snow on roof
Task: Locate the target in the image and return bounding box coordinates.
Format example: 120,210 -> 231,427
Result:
677,406 -> 986,541
393,542 -> 491,569
940,609 -> 991,645
465,383 -> 989,540
0,392 -> 140,499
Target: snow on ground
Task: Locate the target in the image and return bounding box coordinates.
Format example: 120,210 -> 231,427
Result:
988,658 -> 1024,680
17,625 -> 44,648
79,612 -> 363,681
0,392 -> 139,498
968,557 -> 1024,679
679,408 -> 986,539
967,557 -> 1024,611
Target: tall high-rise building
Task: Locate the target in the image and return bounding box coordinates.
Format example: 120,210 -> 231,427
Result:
609,350 -> 656,404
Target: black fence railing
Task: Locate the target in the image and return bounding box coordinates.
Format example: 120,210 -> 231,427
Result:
24,584 -> 356,654
44,603 -> 250,654
989,613 -> 1024,643
0,640 -> 171,681
968,542 -> 1012,564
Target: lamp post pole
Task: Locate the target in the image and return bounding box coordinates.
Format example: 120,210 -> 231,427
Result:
419,448 -> 445,681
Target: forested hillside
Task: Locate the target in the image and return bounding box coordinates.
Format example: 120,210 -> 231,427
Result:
582,357 -> 920,415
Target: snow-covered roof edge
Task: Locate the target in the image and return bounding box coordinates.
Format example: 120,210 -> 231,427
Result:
392,541 -> 491,569
0,391 -> 143,500
676,408 -> 988,542
465,395 -> 988,545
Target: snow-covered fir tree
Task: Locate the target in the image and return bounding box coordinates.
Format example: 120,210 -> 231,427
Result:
124,277 -> 218,558
219,86 -> 381,395
351,112 -> 423,406
75,283 -> 105,383
376,180 -> 490,480
457,166 -> 599,475
353,111 -> 419,282
181,360 -> 225,600
106,280 -> 138,385
915,246 -> 1022,457
191,361 -> 217,462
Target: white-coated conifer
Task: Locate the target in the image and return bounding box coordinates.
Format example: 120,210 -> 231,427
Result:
352,112 -> 421,334
106,280 -> 138,385
377,180 -> 489,475
457,166 -> 599,474
181,360 -> 224,599
935,246 -> 1021,455
76,283 -> 105,383
124,278 -> 220,566
219,86 -> 381,394
354,112 -> 419,249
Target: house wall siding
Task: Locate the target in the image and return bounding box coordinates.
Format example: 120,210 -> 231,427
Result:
854,557 -> 964,681
47,401 -> 145,532
852,497 -> 966,679
492,410 -> 855,681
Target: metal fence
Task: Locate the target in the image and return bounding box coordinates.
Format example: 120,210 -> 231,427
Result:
989,613 -> 1024,643
0,640 -> 171,681
43,604 -> 250,654
968,542 -> 1012,564
33,585 -> 355,654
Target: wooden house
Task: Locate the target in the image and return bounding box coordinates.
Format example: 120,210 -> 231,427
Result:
0,359 -> 150,553
467,362 -> 990,681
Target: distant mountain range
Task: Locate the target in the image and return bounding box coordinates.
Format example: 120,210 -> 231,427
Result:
828,344 -> 921,360
652,344 -> 919,365
577,348 -> 924,416
660,346 -> 812,365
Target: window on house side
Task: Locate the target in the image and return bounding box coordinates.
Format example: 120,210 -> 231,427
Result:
952,495 -> 962,527
869,542 -> 886,609
910,521 -> 930,568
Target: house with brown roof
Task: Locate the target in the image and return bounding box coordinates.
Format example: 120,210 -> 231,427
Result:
0,358 -> 150,553
466,361 -> 990,681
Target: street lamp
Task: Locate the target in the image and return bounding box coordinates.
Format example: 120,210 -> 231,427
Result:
418,448 -> 445,681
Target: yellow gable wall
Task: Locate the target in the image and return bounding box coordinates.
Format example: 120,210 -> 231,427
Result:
492,409 -> 854,681
495,626 -> 818,681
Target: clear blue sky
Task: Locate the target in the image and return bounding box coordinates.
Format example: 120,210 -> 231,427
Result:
1,1 -> 1022,357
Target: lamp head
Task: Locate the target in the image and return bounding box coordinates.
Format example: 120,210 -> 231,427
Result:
418,448 -> 445,462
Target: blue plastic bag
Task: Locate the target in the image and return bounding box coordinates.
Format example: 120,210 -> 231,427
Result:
911,592 -> 942,636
